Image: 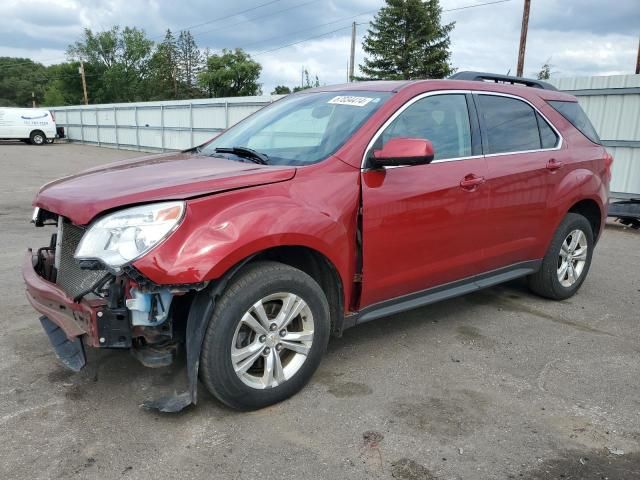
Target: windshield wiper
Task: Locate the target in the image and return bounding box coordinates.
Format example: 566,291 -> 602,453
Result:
213,146 -> 269,165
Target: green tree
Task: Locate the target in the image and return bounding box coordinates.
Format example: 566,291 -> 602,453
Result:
42,84 -> 66,106
198,49 -> 262,98
149,29 -> 179,99
176,30 -> 203,98
359,0 -> 454,80
0,57 -> 48,106
292,69 -> 320,92
68,26 -> 154,102
43,62 -> 89,106
536,62 -> 552,80
271,85 -> 292,94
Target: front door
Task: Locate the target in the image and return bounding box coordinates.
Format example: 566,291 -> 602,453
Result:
360,92 -> 488,308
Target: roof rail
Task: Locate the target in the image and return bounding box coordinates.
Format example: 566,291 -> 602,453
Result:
449,71 -> 557,91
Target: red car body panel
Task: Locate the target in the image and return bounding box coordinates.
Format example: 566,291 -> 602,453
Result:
35,152 -> 296,225
360,157 -> 489,307
132,158 -> 361,307
28,79 -> 610,322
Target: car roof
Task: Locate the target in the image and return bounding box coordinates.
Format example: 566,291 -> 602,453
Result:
305,79 -> 575,101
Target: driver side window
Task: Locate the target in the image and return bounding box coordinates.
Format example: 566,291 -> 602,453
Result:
380,94 -> 472,161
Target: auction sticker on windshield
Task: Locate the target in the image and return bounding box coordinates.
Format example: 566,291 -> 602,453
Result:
328,96 -> 373,107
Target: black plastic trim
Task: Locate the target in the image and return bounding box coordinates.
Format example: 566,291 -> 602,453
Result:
349,260 -> 542,326
450,71 -> 558,91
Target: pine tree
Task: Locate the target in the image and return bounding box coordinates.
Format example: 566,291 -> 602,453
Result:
176,30 -> 203,97
359,0 -> 454,80
149,29 -> 178,99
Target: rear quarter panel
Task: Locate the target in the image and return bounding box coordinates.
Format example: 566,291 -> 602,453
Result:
532,100 -> 609,255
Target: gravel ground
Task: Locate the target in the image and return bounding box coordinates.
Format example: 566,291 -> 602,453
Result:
1,141 -> 639,480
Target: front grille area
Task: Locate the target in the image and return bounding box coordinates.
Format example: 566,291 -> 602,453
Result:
56,221 -> 110,299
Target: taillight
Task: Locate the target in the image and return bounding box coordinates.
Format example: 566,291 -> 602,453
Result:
604,151 -> 614,181
604,151 -> 613,169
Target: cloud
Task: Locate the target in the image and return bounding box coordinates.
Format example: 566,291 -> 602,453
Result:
0,0 -> 637,96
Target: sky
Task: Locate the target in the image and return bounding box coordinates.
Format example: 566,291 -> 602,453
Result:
0,0 -> 638,94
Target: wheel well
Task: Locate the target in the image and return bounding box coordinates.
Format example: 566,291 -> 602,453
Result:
250,246 -> 345,336
569,199 -> 602,238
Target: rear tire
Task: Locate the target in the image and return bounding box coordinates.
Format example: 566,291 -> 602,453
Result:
528,213 -> 594,300
200,261 -> 330,410
29,130 -> 46,145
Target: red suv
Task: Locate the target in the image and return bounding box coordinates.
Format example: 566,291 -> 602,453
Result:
23,72 -> 611,412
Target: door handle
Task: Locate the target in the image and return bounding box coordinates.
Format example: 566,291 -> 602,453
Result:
546,158 -> 563,171
460,174 -> 485,191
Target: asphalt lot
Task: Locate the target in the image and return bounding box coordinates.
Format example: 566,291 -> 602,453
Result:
1,141 -> 639,480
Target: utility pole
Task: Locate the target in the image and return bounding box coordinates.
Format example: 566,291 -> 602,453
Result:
516,0 -> 531,77
79,61 -> 89,105
349,21 -> 356,82
635,35 -> 640,75
32,91 -> 36,108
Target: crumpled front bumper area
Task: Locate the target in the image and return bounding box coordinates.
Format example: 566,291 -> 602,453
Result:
22,249 -> 108,369
39,315 -> 86,371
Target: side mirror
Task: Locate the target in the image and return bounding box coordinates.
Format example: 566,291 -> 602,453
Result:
370,137 -> 435,168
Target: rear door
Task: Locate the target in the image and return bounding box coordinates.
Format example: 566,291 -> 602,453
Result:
360,92 -> 488,307
474,92 -> 563,270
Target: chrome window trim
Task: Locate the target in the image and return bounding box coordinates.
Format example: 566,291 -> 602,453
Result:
361,89 -> 564,169
361,90 -> 474,169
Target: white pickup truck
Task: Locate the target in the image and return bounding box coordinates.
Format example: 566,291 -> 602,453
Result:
0,107 -> 59,145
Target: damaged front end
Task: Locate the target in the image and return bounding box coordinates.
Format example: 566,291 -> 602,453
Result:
23,207 -> 207,412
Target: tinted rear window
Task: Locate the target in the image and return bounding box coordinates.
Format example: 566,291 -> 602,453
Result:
548,100 -> 601,144
477,95 -> 541,154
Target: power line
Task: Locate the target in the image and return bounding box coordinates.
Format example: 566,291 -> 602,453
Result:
252,25 -> 353,56
443,0 -> 512,13
250,0 -> 513,57
151,0 -> 283,39
2,0 -> 513,72
192,0 -> 318,40
2,0 -> 290,69
237,8 -> 378,50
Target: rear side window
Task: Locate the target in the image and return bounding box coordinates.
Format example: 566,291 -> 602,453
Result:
536,112 -> 559,149
548,100 -> 600,144
476,95 -> 542,154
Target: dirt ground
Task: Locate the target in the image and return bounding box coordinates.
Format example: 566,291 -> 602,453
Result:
1,141 -> 639,479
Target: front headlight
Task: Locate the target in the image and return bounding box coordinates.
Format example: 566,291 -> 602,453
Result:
75,201 -> 185,269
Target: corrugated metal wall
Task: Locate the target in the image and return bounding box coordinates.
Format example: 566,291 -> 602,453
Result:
51,96 -> 281,153
552,74 -> 640,197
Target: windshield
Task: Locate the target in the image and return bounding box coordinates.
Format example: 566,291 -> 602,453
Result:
200,91 -> 391,166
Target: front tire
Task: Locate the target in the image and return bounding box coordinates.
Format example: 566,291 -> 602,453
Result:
528,213 -> 594,300
200,261 -> 330,410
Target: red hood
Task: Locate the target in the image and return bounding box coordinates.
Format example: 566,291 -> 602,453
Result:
34,151 -> 297,225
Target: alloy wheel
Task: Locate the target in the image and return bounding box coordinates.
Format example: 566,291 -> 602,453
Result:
557,229 -> 588,287
230,292 -> 314,389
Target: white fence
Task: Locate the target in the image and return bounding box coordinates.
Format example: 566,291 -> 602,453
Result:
51,96 -> 281,152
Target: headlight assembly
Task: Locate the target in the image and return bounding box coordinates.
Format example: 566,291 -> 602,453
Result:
75,201 -> 185,269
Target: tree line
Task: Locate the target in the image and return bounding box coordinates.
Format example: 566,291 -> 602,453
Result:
1,27 -> 267,107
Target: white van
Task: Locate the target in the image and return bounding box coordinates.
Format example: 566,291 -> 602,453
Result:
0,107 -> 58,145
